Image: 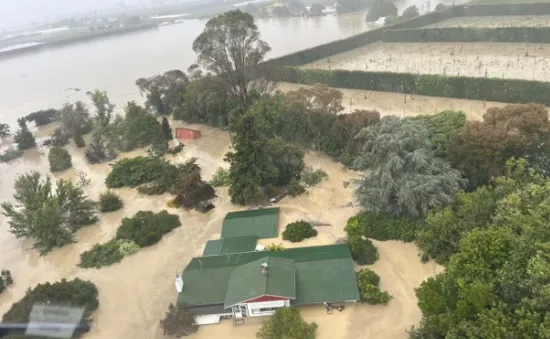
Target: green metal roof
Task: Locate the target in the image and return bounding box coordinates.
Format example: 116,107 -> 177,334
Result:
178,244 -> 359,307
202,236 -> 258,256
224,257 -> 296,308
221,208 -> 280,239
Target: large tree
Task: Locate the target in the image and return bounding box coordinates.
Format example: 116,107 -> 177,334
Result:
407,110 -> 467,159
89,89 -> 114,129
192,10 -> 271,110
59,101 -> 93,140
412,165 -> 550,338
136,69 -> 189,116
1,172 -> 98,254
226,110 -> 269,205
366,0 -> 397,22
449,104 -> 550,189
354,116 -> 463,219
284,84 -> 344,149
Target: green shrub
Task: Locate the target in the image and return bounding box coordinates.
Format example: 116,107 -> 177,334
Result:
106,156 -> 170,188
264,67 -> 550,106
210,167 -> 230,187
14,126 -> 36,150
48,146 -> 72,172
383,27 -> 550,44
74,133 -> 86,148
78,239 -> 140,269
282,220 -> 318,242
167,143 -> 184,156
98,191 -> 123,212
288,179 -> 306,196
78,239 -> 124,268
257,307 -> 317,339
159,303 -> 198,338
118,239 -> 140,256
2,278 -> 99,334
116,210 -> 181,247
0,147 -> 23,163
302,167 -> 328,186
345,211 -> 418,242
348,236 -> 379,265
25,109 -> 59,126
267,243 -> 286,251
356,268 -> 391,305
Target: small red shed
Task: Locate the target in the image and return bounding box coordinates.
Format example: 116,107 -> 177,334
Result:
176,127 -> 201,140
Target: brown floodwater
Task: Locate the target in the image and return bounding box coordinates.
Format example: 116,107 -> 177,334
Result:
0,120 -> 443,339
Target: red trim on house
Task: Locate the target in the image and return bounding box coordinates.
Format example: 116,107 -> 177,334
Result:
244,295 -> 289,303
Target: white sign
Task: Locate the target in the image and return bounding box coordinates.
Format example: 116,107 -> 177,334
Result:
26,304 -> 85,339
175,276 -> 184,293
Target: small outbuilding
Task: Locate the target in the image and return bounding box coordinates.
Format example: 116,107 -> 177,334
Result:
175,127 -> 201,140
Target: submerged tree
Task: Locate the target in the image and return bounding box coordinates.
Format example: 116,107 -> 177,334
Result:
257,307 -> 317,339
0,123 -> 10,138
161,116 -> 173,140
173,170 -> 216,210
159,303 -> 198,338
60,101 -> 93,139
354,116 -> 463,219
89,89 -> 115,129
193,10 -> 271,110
1,172 -> 98,254
14,120 -> 36,150
366,0 -> 397,22
136,70 -> 189,116
85,134 -> 117,164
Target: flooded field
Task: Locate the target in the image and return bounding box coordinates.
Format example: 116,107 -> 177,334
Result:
278,82 -> 510,120
0,119 -> 442,339
425,15 -> 550,28
303,42 -> 550,81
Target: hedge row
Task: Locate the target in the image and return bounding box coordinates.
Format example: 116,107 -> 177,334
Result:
262,3 -> 550,68
382,27 -> 550,43
264,67 -> 550,106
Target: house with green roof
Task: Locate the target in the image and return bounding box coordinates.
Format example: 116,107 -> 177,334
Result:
221,207 -> 280,239
177,244 -> 360,325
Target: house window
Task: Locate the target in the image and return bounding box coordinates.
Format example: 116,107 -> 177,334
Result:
251,307 -> 279,314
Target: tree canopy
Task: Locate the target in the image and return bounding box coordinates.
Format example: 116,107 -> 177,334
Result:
192,10 -> 271,109
449,104 -> 550,190
256,307 -> 317,339
136,69 -> 189,116
366,0 -> 397,22
412,161 -> 550,338
354,116 -> 464,219
1,172 -> 98,254
2,278 -> 99,339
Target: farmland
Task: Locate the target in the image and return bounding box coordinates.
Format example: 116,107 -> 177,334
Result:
302,42 -> 550,81
424,15 -> 550,28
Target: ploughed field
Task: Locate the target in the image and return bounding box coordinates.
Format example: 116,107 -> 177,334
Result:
302,42 -> 550,81
424,15 -> 550,28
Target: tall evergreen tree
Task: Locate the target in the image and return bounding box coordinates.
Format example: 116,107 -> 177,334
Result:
354,116 -> 463,219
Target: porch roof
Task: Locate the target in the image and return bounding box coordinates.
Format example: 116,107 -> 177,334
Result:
224,257 -> 296,308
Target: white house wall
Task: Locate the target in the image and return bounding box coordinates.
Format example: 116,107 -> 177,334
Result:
245,300 -> 287,317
